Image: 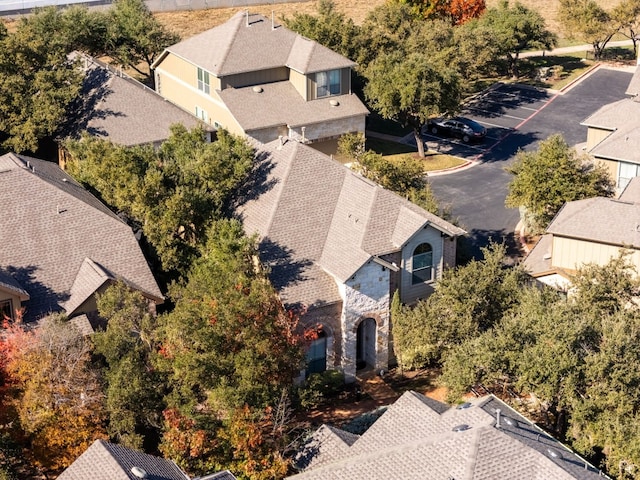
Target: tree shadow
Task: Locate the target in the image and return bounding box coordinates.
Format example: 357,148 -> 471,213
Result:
259,239 -> 313,294
58,58 -> 125,141
478,129 -> 543,164
457,228 -> 521,264
232,149 -> 278,207
4,265 -> 69,324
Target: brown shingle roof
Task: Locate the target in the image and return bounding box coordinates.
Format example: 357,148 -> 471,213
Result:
235,139 -> 464,308
0,153 -> 163,323
288,392 -> 606,480
156,12 -> 355,76
218,81 -> 368,132
62,54 -> 210,147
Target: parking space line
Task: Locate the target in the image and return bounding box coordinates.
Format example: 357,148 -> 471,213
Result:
467,119 -> 514,130
468,101 -> 539,112
465,107 -> 528,121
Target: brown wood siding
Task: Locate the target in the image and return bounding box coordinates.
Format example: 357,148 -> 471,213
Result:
222,67 -> 288,89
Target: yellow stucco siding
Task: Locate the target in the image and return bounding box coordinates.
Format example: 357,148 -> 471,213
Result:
595,157 -> 618,184
586,126 -> 613,150
552,236 -> 640,273
154,67 -> 243,134
289,69 -> 307,100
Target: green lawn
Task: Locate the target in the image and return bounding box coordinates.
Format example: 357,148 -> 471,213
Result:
366,137 -> 467,172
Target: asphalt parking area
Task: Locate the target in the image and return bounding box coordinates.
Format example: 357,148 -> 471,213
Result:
422,83 -> 553,159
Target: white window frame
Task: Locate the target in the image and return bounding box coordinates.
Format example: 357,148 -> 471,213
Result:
197,67 -> 210,94
411,243 -> 433,285
618,161 -> 640,191
195,106 -> 208,122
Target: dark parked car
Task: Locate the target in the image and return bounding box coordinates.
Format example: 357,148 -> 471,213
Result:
426,117 -> 487,143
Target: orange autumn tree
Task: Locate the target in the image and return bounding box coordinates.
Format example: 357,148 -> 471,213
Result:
1,314 -> 107,472
397,0 -> 485,24
449,0 -> 486,25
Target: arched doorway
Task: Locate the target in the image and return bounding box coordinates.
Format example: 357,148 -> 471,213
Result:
306,330 -> 327,376
356,318 -> 376,370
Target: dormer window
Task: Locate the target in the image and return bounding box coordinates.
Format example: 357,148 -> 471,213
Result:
197,67 -> 210,94
316,69 -> 341,97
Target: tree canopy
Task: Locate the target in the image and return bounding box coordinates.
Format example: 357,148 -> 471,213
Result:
364,51 -> 461,157
505,134 -> 613,233
154,219 -> 305,476
474,0 -> 556,78
65,126 -> 255,274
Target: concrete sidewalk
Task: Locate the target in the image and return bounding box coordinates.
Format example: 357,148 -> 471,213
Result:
520,39 -> 635,58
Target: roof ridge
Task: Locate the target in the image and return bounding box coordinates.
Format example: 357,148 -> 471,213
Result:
216,11 -> 247,75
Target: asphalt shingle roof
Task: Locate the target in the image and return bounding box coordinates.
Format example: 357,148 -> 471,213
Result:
546,197 -> 640,247
62,54 -> 210,147
58,439 -> 188,480
0,153 -> 163,322
157,12 -> 355,76
625,65 -> 640,96
235,139 -> 464,308
288,392 -> 606,480
218,81 -> 368,132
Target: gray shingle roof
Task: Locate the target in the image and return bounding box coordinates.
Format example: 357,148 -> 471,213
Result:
288,392 -> 606,480
0,153 -> 163,323
546,197 -> 640,247
235,139 -> 464,308
62,54 -> 210,147
155,12 -> 355,76
218,81 -> 368,132
58,439 -> 189,480
619,175 -> 640,202
625,65 -> 640,96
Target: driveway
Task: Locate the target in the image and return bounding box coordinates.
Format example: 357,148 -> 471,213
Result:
427,67 -> 634,261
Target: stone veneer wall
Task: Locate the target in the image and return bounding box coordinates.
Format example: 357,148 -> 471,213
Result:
339,259 -> 390,382
299,301 -> 343,370
287,115 -> 365,144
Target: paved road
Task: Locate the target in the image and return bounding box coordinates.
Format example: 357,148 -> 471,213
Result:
426,67 -> 634,261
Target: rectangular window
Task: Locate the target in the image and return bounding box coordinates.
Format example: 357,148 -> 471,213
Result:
0,299 -> 13,321
316,69 -> 341,98
197,67 -> 210,94
618,161 -> 639,191
195,106 -> 208,122
412,251 -> 433,284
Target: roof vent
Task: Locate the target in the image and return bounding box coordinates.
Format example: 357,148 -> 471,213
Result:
456,402 -> 472,410
131,466 -> 148,479
252,86 -> 263,93
329,99 -> 340,107
502,416 -> 516,427
452,424 -> 470,433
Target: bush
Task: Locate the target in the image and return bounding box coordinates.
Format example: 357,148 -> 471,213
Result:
297,370 -> 345,409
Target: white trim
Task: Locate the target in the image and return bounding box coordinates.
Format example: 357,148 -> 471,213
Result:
154,67 -> 227,109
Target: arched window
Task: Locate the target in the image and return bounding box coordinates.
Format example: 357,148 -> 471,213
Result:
412,243 -> 433,284
306,330 -> 327,376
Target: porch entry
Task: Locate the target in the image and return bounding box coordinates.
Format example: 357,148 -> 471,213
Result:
356,318 -> 376,370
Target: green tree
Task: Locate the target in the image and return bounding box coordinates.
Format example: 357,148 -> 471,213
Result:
364,51 -> 461,158
0,14 -> 83,152
477,0 -> 556,78
65,126 -> 255,273
505,134 -> 613,233
559,0 -> 614,60
393,243 -> 526,368
155,219 -> 304,474
93,282 -> 166,450
283,0 -> 362,61
105,0 -> 179,85
611,0 -> 640,56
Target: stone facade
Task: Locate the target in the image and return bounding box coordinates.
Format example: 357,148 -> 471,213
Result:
340,260 -> 391,382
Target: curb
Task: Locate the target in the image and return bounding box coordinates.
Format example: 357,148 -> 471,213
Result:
558,62 -> 601,94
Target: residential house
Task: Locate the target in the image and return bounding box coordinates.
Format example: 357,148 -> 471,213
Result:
289,390 -> 607,479
58,53 -> 214,168
234,138 -> 464,381
0,152 -> 163,325
58,439 -> 236,480
523,176 -> 640,290
581,66 -> 640,191
151,11 -> 369,155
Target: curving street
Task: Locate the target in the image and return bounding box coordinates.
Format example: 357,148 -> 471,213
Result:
425,66 -> 634,260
